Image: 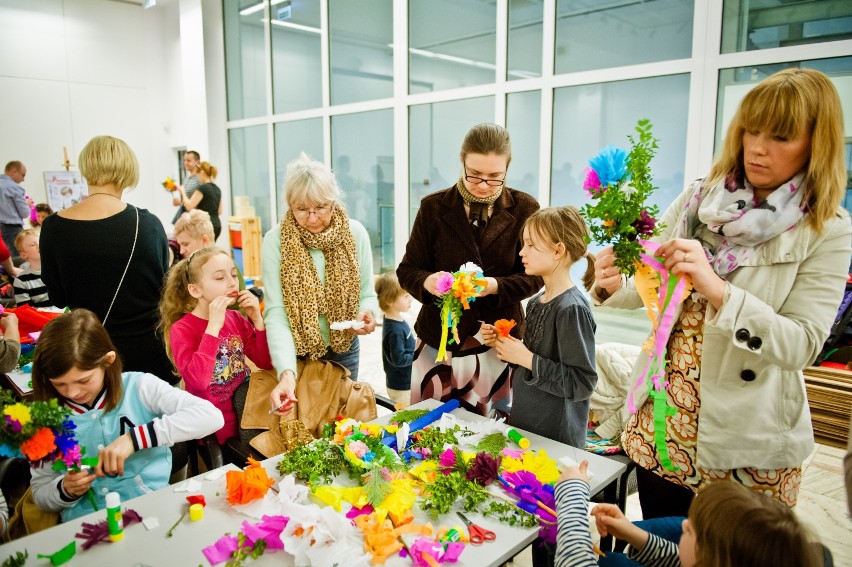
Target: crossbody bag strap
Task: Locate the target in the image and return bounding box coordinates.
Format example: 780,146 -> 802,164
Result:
103,205 -> 139,326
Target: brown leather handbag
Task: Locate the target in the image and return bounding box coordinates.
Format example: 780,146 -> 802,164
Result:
241,359 -> 378,458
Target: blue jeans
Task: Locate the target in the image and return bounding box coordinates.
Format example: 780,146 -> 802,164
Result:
321,336 -> 360,381
598,516 -> 684,566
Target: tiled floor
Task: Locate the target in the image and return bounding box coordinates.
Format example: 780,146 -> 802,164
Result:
360,307 -> 852,565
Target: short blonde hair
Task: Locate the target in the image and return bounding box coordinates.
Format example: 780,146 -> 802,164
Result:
78,135 -> 139,189
375,271 -> 405,313
174,209 -> 215,240
708,68 -> 845,233
283,152 -> 343,212
14,228 -> 38,254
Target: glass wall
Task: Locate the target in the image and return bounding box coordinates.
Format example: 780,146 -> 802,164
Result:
721,0 -> 852,53
331,110 -> 394,271
223,0 -> 268,120
224,0 -> 852,276
408,0 -> 496,94
508,0 -> 542,80
271,0 -> 322,113
229,125 -> 271,232
329,0 -> 393,105
274,118 -> 323,217
505,91 -> 540,195
551,75 -> 690,217
554,0 -> 693,74
409,97 -> 495,226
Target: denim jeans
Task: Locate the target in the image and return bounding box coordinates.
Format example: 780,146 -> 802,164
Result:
598,516 -> 685,566
321,336 -> 360,381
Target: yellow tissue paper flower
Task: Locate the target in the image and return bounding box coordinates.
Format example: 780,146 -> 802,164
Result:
501,449 -> 560,484
374,479 -> 416,520
408,461 -> 438,483
4,403 -> 31,426
312,485 -> 365,511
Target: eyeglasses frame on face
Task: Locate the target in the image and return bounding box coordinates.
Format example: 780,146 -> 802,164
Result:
291,203 -> 334,219
463,166 -> 506,187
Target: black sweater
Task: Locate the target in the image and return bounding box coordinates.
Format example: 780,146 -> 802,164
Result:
40,205 -> 176,383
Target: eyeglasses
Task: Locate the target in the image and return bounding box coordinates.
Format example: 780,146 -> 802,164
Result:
463,167 -> 506,187
292,204 -> 332,218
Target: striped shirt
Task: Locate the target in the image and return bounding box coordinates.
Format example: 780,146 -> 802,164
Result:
554,479 -> 680,567
13,268 -> 52,308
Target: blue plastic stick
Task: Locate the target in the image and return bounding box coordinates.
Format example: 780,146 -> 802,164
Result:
381,399 -> 461,448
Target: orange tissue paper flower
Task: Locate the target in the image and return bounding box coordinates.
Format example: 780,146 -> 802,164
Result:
494,319 -> 516,338
20,427 -> 56,462
225,457 -> 275,505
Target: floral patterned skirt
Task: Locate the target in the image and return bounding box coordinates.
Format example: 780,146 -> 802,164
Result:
410,333 -> 513,417
622,293 -> 802,506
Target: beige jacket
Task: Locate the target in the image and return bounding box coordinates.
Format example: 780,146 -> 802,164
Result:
593,181 -> 852,469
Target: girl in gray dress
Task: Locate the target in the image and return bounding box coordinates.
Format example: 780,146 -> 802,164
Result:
482,206 -> 597,448
483,206 -> 598,567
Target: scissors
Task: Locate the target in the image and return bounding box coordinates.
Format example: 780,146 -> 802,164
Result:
457,512 -> 496,545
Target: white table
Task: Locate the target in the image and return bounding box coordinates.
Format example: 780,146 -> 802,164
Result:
0,400 -> 626,566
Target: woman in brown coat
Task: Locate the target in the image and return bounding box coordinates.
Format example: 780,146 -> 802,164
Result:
397,123 -> 542,416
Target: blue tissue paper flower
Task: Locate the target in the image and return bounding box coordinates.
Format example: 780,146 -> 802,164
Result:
588,145 -> 629,187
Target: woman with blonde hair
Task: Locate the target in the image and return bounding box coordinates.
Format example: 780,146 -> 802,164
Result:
177,161 -> 222,240
263,153 -> 378,415
593,68 -> 852,518
40,135 -> 175,384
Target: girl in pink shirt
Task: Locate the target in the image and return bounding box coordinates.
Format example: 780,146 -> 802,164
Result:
160,248 -> 272,445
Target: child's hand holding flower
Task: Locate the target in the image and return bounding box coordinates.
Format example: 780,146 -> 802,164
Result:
63,468 -> 97,497
480,323 -> 498,347
494,335 -> 533,370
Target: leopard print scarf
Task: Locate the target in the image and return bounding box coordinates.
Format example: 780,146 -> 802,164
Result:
456,177 -> 503,226
279,207 -> 360,359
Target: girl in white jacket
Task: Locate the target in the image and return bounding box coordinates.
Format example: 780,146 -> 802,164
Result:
30,309 -> 223,521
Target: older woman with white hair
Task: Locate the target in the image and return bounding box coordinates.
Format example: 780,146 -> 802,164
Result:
263,153 -> 378,415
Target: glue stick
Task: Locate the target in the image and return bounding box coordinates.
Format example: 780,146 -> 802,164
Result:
507,428 -> 530,449
106,492 -> 124,542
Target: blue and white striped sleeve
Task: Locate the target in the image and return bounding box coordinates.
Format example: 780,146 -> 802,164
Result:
554,479 -> 598,567
628,533 -> 681,567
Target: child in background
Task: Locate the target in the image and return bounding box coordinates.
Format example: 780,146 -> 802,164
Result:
30,309 -> 223,521
482,206 -> 597,567
30,203 -> 53,232
173,209 -> 216,259
13,229 -> 53,308
375,272 -> 415,408
160,248 -> 272,446
555,462 -> 826,567
0,311 -> 21,373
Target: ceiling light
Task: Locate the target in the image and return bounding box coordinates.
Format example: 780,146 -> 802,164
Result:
239,1 -> 265,16
264,19 -> 322,34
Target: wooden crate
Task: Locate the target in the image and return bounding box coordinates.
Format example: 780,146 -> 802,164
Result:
228,216 -> 262,278
804,366 -> 852,449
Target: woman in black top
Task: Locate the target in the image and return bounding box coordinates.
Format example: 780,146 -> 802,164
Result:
40,135 -> 175,384
177,161 -> 222,240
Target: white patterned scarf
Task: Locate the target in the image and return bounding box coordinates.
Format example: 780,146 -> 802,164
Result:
680,172 -> 806,276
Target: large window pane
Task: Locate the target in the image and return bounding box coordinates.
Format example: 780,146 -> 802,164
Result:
224,0 -> 268,120
554,0 -> 693,74
408,0 -> 496,94
409,97 -> 495,225
551,75 -> 690,225
329,0 -> 393,105
229,125 -> 272,232
716,57 -> 852,216
271,0 -> 322,113
721,0 -> 852,53
505,91 -> 540,195
331,110 -> 394,273
274,118 -> 323,213
508,0 -> 543,80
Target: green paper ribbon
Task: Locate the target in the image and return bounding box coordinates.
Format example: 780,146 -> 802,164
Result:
649,387 -> 678,471
37,541 -> 75,566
